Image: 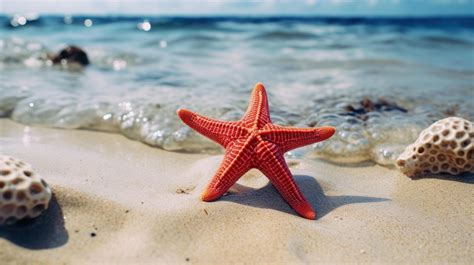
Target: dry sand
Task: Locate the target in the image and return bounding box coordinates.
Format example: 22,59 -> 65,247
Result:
0,119 -> 472,264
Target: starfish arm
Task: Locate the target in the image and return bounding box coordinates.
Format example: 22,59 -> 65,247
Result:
201,138 -> 254,201
261,125 -> 335,152
243,83 -> 272,129
177,109 -> 247,147
255,141 -> 316,219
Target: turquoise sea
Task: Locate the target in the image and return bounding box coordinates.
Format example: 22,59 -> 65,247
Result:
1,15 -> 473,165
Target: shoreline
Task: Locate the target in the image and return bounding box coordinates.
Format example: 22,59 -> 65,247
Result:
0,119 -> 472,264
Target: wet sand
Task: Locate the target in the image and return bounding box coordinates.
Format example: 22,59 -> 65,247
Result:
0,119 -> 472,264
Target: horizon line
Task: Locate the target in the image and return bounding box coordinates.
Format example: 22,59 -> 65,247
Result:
1,13 -> 474,18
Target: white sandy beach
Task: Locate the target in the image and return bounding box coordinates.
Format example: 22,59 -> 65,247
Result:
0,118 -> 472,264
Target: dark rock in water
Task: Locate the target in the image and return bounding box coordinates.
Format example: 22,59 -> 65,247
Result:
343,97 -> 407,121
51,46 -> 90,66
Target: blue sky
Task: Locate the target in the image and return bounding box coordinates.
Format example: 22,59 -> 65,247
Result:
1,0 -> 474,16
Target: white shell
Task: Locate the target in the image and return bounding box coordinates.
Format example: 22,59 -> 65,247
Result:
0,155 -> 52,225
396,117 -> 473,177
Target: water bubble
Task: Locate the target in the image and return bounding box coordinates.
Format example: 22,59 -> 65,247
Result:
347,132 -> 364,143
346,144 -> 358,153
120,112 -> 136,130
17,16 -> 27,26
339,122 -> 352,131
344,116 -> 360,124
26,42 -> 42,51
173,127 -> 188,142
353,139 -> 370,150
10,15 -> 28,27
112,59 -> 127,70
137,20 -> 151,32
159,40 -> 167,48
23,57 -> 42,67
102,113 -> 113,121
329,141 -> 344,154
63,15 -> 73,24
338,130 -> 350,141
84,19 -> 93,27
350,124 -> 363,131
146,130 -> 167,146
312,142 -> 326,150
372,144 -> 406,166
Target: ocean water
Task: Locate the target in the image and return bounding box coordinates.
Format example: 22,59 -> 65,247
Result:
1,15 -> 473,165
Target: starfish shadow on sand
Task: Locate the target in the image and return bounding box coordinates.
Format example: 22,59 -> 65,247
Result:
221,175 -> 390,219
0,194 -> 68,249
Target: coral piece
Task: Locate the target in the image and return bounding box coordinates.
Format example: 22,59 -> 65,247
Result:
0,155 -> 52,225
397,117 -> 473,177
177,83 -> 335,219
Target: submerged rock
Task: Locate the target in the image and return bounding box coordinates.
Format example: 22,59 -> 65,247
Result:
343,97 -> 407,121
0,155 -> 52,225
396,117 -> 473,178
50,45 -> 90,67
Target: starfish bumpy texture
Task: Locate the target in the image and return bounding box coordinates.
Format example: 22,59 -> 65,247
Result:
177,83 -> 335,219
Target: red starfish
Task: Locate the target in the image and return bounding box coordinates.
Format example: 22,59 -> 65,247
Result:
177,83 -> 335,219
